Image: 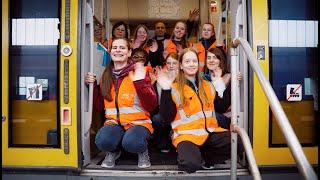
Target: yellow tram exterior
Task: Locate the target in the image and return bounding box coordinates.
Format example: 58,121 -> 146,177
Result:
250,0 -> 318,165
2,0 -> 318,172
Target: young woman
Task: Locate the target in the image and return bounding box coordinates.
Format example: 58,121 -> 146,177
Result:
156,48 -> 243,173
204,47 -> 242,129
163,21 -> 192,58
193,23 -> 225,72
131,24 -> 158,67
85,38 -> 157,168
131,24 -> 157,51
102,21 -> 129,51
151,52 -> 179,153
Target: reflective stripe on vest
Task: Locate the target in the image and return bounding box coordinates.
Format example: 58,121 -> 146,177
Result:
104,75 -> 153,133
170,80 -> 223,146
122,119 -> 152,126
172,128 -> 215,139
106,106 -> 145,115
171,109 -> 216,129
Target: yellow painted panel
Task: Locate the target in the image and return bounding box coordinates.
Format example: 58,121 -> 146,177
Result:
271,101 -> 316,144
2,0 -> 79,168
251,0 -> 318,165
11,100 -> 57,144
2,0 -> 9,156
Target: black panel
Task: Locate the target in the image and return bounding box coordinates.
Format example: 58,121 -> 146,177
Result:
270,47 -> 317,100
268,0 -> 317,20
11,0 -> 59,18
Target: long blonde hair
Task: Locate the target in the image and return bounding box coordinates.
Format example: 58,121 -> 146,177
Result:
176,48 -> 209,105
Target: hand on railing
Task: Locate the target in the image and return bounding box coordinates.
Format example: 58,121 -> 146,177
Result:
85,72 -> 96,85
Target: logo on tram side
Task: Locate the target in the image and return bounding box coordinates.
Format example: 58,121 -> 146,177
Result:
286,84 -> 302,101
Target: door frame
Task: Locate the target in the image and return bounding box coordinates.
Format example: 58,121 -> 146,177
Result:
2,0 -> 81,169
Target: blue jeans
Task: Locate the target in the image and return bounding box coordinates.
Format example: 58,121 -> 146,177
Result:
95,125 -> 151,154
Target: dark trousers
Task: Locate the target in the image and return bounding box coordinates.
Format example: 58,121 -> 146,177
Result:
177,131 -> 244,173
216,112 -> 231,129
95,125 -> 151,154
151,113 -> 172,149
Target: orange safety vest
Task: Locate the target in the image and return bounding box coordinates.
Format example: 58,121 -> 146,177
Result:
164,39 -> 192,54
108,38 -> 113,51
170,79 -> 226,147
104,75 -> 154,133
194,43 -> 217,72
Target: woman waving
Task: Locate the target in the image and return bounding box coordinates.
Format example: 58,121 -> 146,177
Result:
157,48 -> 243,173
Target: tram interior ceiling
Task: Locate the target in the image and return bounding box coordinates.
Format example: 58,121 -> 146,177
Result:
97,0 -> 227,41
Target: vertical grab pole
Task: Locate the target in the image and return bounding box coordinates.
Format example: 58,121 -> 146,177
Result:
88,4 -> 94,126
230,47 -> 238,180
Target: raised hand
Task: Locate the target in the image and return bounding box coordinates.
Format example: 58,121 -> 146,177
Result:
156,66 -> 176,90
149,68 -> 157,84
188,8 -> 200,21
149,40 -> 158,52
176,44 -> 183,55
85,72 -> 96,85
130,62 -> 146,81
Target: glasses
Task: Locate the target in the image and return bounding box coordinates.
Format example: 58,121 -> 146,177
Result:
132,55 -> 146,59
132,55 -> 146,63
166,62 -> 178,66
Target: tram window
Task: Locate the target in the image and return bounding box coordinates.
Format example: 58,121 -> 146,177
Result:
9,0 -> 61,147
268,0 -> 318,147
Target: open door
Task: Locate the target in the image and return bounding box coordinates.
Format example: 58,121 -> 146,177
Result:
80,0 -> 107,166
2,0 -> 80,169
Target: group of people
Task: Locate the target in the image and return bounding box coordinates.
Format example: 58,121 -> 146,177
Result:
85,12 -> 243,173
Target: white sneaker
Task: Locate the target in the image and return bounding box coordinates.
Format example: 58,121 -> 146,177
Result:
101,151 -> 121,168
138,149 -> 151,168
201,161 -> 215,170
160,148 -> 170,153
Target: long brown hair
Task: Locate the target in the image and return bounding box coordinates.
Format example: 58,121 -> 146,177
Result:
176,48 -> 209,105
100,38 -> 131,101
132,24 -> 149,49
204,47 -> 229,76
171,21 -> 189,49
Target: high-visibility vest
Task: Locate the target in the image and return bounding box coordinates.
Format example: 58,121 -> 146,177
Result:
104,75 -> 153,133
171,80 -> 226,147
164,39 -> 192,54
194,42 -> 217,72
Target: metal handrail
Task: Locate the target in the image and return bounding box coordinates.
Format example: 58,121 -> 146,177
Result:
232,37 -> 317,180
230,47 -> 261,180
231,124 -> 261,180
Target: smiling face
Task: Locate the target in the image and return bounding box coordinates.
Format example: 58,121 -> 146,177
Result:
206,51 -> 221,71
136,26 -> 148,42
181,51 -> 199,77
110,39 -> 131,63
201,23 -> 214,40
166,56 -> 179,72
173,22 -> 186,39
114,25 -> 126,38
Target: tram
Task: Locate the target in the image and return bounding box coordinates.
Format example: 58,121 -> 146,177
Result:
2,0 -> 318,179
